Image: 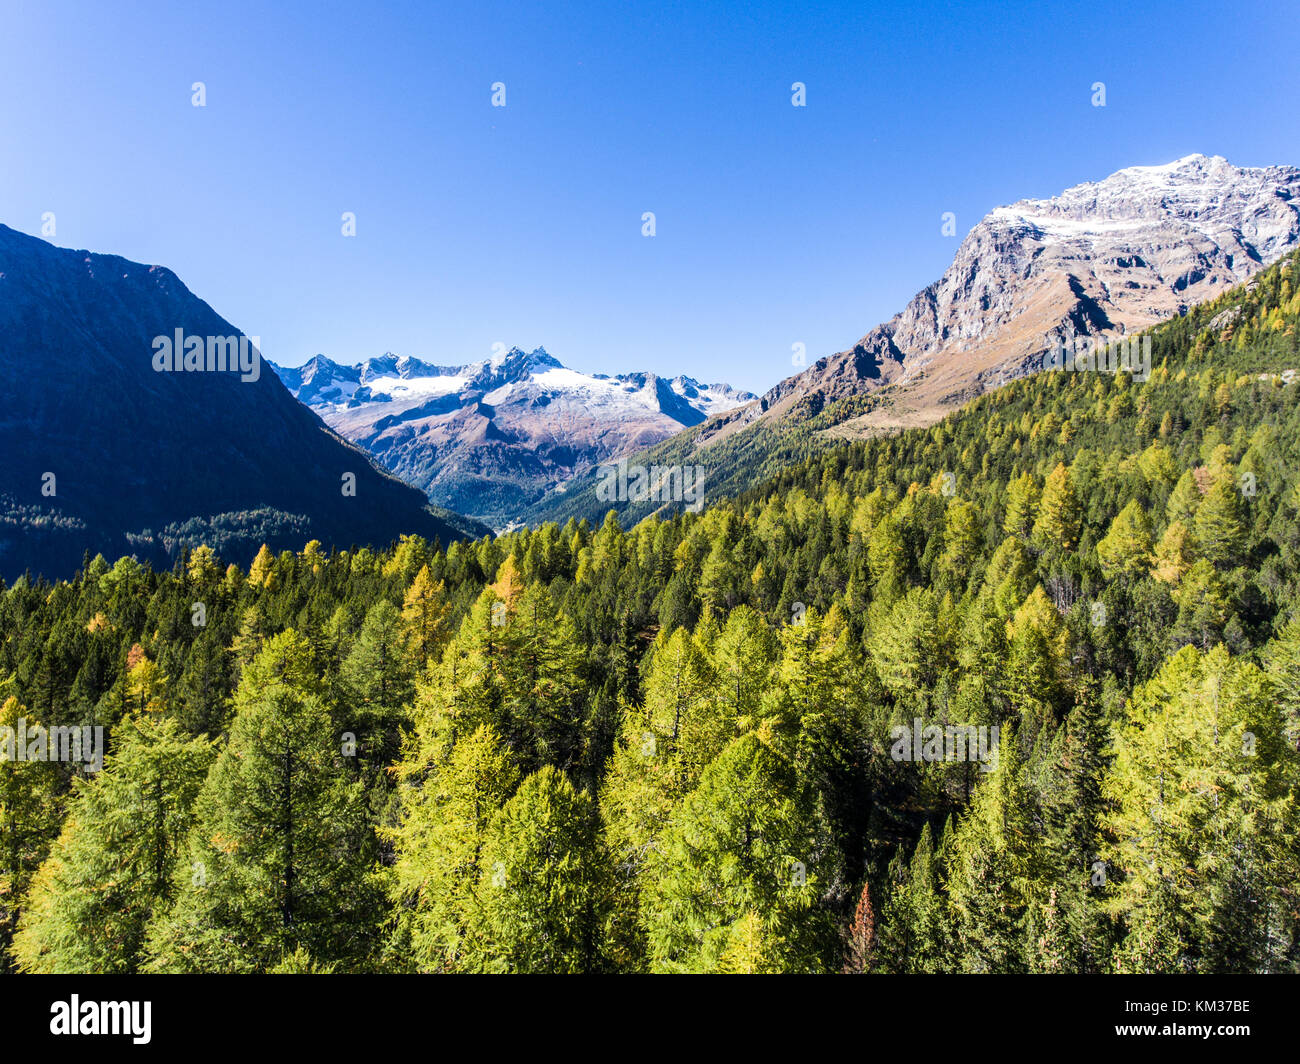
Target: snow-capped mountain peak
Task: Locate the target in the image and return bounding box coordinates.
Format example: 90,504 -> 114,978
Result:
489,344 -> 563,372
752,153 -> 1300,433
986,153 -> 1298,249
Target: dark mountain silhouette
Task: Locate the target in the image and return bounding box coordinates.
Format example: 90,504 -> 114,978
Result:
0,225 -> 487,580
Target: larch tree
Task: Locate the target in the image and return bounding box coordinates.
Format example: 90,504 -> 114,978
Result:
144,632 -> 382,973
386,723 -> 518,972
472,765 -> 609,973
13,715 -> 214,973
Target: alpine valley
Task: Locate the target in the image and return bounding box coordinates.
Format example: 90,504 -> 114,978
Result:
7,153 -> 1300,979
8,0 -> 1300,989
6,155 -> 1297,575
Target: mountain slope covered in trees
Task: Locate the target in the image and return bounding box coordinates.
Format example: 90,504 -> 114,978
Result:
4,250 -> 1300,973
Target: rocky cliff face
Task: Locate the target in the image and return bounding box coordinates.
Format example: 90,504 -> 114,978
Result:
753,154 -> 1300,432
273,348 -> 754,527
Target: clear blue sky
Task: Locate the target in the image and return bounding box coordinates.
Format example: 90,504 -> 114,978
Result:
2,0 -> 1296,393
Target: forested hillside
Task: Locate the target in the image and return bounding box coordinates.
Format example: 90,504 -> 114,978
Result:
4,251 -> 1300,973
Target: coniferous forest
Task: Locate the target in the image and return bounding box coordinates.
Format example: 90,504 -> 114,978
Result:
4,251 -> 1300,975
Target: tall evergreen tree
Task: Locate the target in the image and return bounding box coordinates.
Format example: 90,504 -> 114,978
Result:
0,696 -> 59,970
473,765 -> 608,973
144,632 -> 383,972
641,733 -> 839,973
387,723 -> 518,972
13,716 -> 213,973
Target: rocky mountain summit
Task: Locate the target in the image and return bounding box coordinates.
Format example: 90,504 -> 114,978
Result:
747,154 -> 1300,435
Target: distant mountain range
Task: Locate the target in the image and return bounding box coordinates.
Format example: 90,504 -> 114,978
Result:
271,348 -> 754,526
0,225 -> 487,581
523,154 -> 1300,527
7,154 -> 1296,574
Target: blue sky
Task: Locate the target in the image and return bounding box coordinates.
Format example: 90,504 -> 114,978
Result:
2,0 -> 1297,393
